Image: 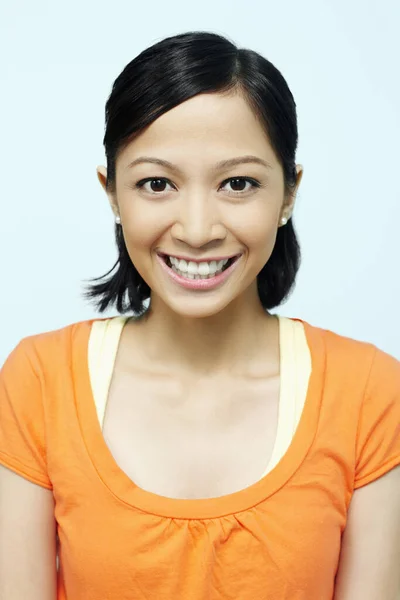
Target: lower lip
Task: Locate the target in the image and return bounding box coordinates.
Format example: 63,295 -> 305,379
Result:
156,254 -> 242,290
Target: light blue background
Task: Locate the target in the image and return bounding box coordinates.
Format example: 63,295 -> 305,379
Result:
1,0 -> 399,363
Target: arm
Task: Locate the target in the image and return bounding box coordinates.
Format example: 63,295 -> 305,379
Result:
334,464 -> 400,600
0,464 -> 57,599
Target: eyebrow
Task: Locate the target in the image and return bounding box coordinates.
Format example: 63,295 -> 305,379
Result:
125,155 -> 273,173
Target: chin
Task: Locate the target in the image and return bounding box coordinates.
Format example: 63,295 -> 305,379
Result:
161,295 -> 236,320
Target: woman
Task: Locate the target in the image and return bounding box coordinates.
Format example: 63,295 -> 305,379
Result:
0,31 -> 399,600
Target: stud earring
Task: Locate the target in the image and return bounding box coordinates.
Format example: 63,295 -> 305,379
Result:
280,216 -> 288,226
115,215 -> 121,225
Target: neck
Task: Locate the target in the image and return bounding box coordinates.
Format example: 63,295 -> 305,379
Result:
134,287 -> 278,377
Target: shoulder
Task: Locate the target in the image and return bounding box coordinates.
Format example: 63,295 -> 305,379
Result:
2,317 -> 112,379
296,317 -> 400,402
295,317 -> 379,374
17,317 -> 108,359
312,319 -> 399,376
305,318 -> 375,352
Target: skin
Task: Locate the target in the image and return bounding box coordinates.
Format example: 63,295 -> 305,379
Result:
97,91 -> 303,377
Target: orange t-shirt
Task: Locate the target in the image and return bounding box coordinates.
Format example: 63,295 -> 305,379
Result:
1,316 -> 400,600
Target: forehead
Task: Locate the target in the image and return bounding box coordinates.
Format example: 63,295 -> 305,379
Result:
119,93 -> 278,169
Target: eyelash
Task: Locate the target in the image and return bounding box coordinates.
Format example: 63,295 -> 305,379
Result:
134,176 -> 263,196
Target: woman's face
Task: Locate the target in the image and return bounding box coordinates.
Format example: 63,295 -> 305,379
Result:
97,92 -> 303,319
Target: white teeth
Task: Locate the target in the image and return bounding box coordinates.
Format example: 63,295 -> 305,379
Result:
209,262 -> 218,274
198,262 -> 210,276
166,255 -> 235,280
187,261 -> 197,275
168,256 -> 229,275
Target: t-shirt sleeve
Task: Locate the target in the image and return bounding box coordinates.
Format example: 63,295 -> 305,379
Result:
354,345 -> 400,488
0,337 -> 52,489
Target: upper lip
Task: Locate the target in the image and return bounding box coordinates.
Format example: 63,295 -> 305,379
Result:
158,252 -> 241,263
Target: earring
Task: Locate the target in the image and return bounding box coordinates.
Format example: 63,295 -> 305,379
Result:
280,216 -> 288,226
115,215 -> 121,225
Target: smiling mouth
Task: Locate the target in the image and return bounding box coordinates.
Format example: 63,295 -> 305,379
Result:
159,253 -> 239,279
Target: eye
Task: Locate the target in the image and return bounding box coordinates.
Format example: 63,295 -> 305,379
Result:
220,177 -> 261,195
134,178 -> 175,194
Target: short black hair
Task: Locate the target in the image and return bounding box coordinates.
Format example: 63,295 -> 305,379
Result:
83,31 -> 301,316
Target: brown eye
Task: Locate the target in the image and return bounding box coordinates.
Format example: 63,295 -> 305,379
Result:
229,178 -> 248,192
135,178 -> 175,194
220,177 -> 261,195
149,179 -> 168,192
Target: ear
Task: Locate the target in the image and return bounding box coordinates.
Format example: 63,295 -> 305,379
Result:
96,165 -> 108,192
294,164 -> 304,196
96,165 -> 119,219
282,163 -> 304,219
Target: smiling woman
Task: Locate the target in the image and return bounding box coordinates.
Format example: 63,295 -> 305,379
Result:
0,30 -> 399,600
85,32 -> 302,318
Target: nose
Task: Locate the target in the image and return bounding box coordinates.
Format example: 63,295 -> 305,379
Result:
170,193 -> 226,248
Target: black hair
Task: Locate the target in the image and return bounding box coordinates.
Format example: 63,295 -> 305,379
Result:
83,31 -> 301,316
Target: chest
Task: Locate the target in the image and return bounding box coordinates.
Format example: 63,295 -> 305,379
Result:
102,368 -> 280,499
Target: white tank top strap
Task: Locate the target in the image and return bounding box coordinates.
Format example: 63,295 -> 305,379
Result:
88,316 -> 129,429
260,316 -> 312,476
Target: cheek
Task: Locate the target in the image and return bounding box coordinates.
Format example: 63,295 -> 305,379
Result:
230,209 -> 279,251
121,203 -> 168,252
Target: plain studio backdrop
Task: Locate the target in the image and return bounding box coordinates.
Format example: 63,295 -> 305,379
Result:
0,0 -> 399,364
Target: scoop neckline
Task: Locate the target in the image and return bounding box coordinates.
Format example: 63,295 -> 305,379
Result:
74,316 -> 326,519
